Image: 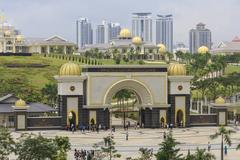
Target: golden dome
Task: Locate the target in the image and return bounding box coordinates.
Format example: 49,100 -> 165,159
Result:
16,35 -> 24,42
168,63 -> 186,76
15,99 -> 26,107
215,97 -> 225,105
198,46 -> 209,54
4,30 -> 11,36
59,62 -> 81,76
157,43 -> 166,53
132,36 -> 142,45
119,28 -> 131,38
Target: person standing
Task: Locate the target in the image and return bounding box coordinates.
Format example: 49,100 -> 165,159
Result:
224,145 -> 228,155
126,131 -> 128,141
96,125 -> 99,133
207,142 -> 211,151
163,131 -> 166,139
71,123 -> 75,134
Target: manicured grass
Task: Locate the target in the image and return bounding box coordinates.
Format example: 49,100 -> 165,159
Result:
0,55 -> 167,92
0,55 -> 70,90
224,64 -> 240,75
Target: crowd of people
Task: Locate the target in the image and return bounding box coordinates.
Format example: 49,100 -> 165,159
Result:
74,149 -> 95,160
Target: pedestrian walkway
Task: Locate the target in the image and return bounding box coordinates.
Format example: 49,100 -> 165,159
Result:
11,126 -> 240,160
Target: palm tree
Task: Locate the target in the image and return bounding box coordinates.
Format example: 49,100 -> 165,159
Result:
41,83 -> 58,107
129,148 -> 153,160
191,148 -> 215,160
165,52 -> 173,63
155,131 -> 183,160
210,126 -> 235,160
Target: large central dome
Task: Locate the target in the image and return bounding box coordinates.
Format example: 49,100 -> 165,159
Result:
119,28 -> 131,38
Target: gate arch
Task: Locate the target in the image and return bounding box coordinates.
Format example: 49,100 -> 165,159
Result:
103,79 -> 153,106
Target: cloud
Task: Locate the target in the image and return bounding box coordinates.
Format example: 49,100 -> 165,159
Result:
0,0 -> 239,45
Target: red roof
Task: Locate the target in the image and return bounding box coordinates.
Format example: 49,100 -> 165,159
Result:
232,36 -> 240,42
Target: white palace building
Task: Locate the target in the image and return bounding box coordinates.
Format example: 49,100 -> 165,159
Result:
0,18 -> 76,54
80,28 -> 167,60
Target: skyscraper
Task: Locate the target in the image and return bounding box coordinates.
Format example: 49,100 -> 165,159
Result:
96,21 -> 121,44
132,13 -> 152,42
189,23 -> 211,53
156,14 -> 173,52
109,23 -> 121,40
77,18 -> 93,48
96,24 -> 105,44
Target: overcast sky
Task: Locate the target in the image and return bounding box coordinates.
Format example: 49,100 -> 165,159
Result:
0,0 -> 239,45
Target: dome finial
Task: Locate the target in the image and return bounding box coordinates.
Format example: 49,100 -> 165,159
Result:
168,63 -> 186,76
15,99 -> 26,107
59,62 -> 81,76
215,96 -> 225,105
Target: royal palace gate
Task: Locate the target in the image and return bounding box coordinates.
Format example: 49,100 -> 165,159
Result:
55,64 -> 192,129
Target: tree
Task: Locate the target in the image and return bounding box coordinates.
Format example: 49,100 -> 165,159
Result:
53,136 -> 71,160
113,89 -> 136,127
187,148 -> 215,160
165,52 -> 173,63
210,126 -> 235,160
114,54 -> 121,64
155,131 -> 183,160
129,148 -> 153,160
0,76 -> 43,103
15,134 -> 71,160
192,79 -> 211,101
0,127 -> 15,160
41,83 -> 58,107
101,136 -> 121,160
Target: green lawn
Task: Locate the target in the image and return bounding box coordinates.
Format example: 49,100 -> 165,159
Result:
224,64 -> 240,75
0,55 -> 167,91
2,54 -> 239,101
0,55 -> 70,90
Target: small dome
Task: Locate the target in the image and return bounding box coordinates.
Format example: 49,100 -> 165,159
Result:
4,30 -> 11,36
168,63 -> 186,76
16,35 -> 24,42
198,46 -> 209,54
132,36 -> 142,45
157,43 -> 166,53
119,28 -> 131,38
59,62 -> 81,76
15,99 -> 26,107
215,97 -> 225,105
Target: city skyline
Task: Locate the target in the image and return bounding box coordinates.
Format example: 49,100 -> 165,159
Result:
156,14 -> 173,52
0,0 -> 239,45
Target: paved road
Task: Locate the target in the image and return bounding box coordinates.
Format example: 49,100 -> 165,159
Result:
11,126 -> 240,160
